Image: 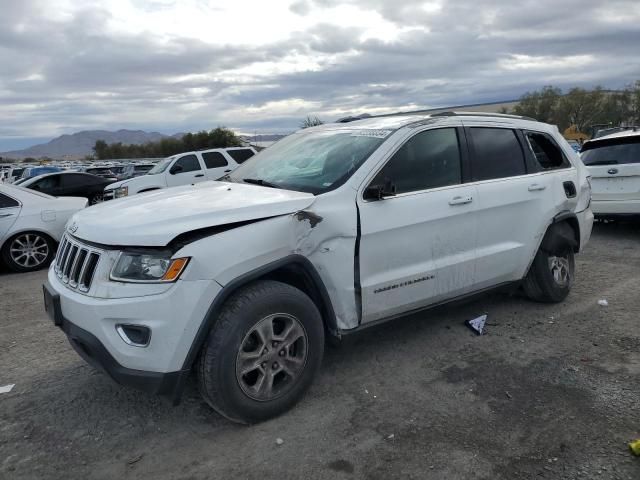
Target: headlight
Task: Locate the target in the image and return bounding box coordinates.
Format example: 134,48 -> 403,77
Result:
110,252 -> 189,283
114,186 -> 128,198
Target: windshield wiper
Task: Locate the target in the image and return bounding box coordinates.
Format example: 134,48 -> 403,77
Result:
242,178 -> 280,189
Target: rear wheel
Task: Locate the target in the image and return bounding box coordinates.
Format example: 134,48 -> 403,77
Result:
197,280 -> 324,423
523,247 -> 575,303
1,232 -> 56,273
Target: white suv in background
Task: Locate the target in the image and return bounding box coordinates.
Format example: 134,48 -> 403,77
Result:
103,147 -> 257,200
581,129 -> 640,217
44,112 -> 593,423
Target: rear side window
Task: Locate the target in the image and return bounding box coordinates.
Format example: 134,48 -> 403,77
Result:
524,132 -> 570,169
228,149 -> 255,164
33,176 -> 61,190
581,136 -> 640,166
202,152 -> 228,169
371,128 -> 462,194
62,174 -> 98,187
0,192 -> 19,208
469,128 -> 526,181
174,154 -> 201,173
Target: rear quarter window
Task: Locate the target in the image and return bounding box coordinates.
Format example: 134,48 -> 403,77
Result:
228,149 -> 255,164
0,192 -> 20,208
524,131 -> 571,170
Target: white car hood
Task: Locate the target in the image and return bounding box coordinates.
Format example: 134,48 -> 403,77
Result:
68,181 -> 315,246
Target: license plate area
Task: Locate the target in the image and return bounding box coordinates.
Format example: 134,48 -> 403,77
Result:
43,284 -> 63,327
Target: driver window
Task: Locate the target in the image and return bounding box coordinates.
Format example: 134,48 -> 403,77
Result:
371,128 -> 462,194
174,154 -> 201,173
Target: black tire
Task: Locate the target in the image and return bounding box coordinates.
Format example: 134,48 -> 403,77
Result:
523,246 -> 575,303
1,231 -> 56,273
89,193 -> 103,205
197,280 -> 325,424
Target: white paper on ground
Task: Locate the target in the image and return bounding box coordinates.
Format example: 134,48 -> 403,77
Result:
0,384 -> 15,394
466,314 -> 487,335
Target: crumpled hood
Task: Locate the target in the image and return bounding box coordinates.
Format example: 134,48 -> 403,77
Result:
68,181 -> 315,246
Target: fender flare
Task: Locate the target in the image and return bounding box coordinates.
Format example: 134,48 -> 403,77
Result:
172,255 -> 337,403
540,211 -> 580,254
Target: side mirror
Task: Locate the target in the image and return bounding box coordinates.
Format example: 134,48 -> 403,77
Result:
169,164 -> 183,175
363,179 -> 396,200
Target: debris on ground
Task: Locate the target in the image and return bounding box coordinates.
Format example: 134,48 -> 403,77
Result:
465,314 -> 487,335
505,391 -> 513,399
629,439 -> 640,456
127,454 -> 144,465
598,299 -> 609,306
0,384 -> 15,394
276,438 -> 284,446
387,434 -> 395,440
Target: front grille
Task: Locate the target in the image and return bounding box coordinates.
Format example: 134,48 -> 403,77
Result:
103,190 -> 115,201
54,235 -> 102,292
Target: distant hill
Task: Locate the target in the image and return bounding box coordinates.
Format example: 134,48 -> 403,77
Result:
1,129 -> 168,159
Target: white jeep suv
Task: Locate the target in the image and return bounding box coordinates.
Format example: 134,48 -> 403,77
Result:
44,112 -> 593,423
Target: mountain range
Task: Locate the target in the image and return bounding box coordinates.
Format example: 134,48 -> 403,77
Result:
1,130 -> 288,160
0,130 -> 184,160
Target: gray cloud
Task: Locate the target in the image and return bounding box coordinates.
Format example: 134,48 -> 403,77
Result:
1,0 -> 639,151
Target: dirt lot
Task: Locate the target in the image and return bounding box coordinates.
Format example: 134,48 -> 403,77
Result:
1,222 -> 639,479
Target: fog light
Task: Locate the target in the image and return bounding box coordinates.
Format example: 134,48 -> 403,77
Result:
116,324 -> 151,347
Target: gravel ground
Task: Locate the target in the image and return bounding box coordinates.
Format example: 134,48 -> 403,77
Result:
1,222 -> 639,479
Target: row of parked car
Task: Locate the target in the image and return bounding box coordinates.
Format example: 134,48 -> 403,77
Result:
0,147 -> 257,272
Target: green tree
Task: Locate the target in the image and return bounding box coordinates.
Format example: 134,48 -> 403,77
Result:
556,86 -> 607,132
513,86 -> 562,124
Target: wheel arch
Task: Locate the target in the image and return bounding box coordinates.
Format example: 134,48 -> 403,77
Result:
542,211 -> 581,254
180,255 -> 337,374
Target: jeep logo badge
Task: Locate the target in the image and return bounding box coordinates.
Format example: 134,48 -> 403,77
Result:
68,222 -> 78,234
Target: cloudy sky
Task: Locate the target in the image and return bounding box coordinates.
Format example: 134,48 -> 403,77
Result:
1,0 -> 639,151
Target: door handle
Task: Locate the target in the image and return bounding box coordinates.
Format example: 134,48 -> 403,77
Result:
448,196 -> 473,206
194,174 -> 204,178
528,184 -> 547,192
224,169 -> 232,173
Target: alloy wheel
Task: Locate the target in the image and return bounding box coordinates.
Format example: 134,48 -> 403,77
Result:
9,233 -> 49,269
235,313 -> 308,401
548,254 -> 572,287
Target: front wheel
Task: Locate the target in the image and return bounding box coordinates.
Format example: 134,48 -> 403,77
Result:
197,280 -> 324,423
523,247 -> 575,303
1,232 -> 56,273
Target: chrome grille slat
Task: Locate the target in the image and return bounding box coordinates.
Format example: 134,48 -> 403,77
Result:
53,234 -> 102,293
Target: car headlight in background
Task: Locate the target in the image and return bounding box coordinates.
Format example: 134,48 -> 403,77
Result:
110,252 -> 189,283
114,186 -> 128,198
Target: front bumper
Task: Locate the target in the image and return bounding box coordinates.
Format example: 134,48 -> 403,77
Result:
44,281 -> 184,396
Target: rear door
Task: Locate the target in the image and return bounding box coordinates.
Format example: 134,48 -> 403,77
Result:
357,126 -> 478,323
201,151 -> 234,180
0,192 -> 21,242
581,135 -> 640,205
466,124 -> 561,288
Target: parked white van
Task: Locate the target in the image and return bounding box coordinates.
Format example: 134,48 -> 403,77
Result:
103,147 -> 256,200
45,112 -> 593,423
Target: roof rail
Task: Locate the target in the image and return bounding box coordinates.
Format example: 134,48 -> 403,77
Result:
430,111 -> 537,122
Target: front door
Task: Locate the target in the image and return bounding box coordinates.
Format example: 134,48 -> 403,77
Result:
166,154 -> 207,187
357,127 -> 478,323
